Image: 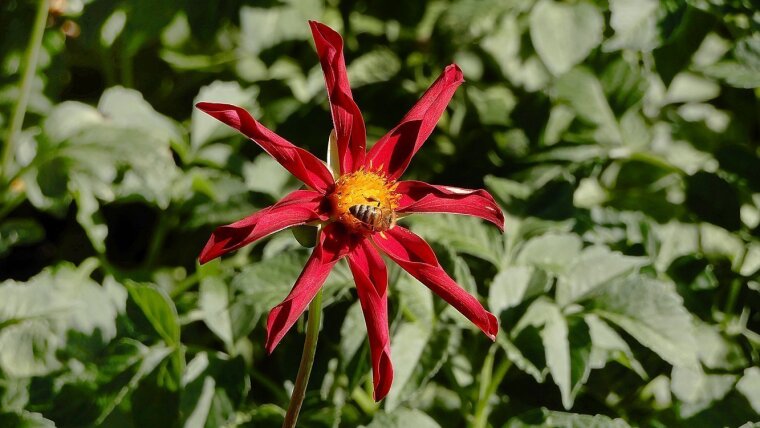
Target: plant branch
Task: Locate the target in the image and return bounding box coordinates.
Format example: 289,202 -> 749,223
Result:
471,345 -> 511,428
282,289 -> 323,428
2,0 -> 49,181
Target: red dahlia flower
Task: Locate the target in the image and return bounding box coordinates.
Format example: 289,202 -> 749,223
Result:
197,21 -> 504,401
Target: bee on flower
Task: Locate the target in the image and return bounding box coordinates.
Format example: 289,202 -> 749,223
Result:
197,21 -> 504,402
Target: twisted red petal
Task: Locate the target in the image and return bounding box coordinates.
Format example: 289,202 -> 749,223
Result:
365,65 -> 464,180
347,239 -> 393,401
309,21 -> 366,174
265,223 -> 359,354
373,226 -> 498,340
199,190 -> 327,264
396,181 -> 505,232
195,102 -> 335,192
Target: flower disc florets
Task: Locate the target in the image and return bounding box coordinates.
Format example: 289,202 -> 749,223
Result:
329,168 -> 400,233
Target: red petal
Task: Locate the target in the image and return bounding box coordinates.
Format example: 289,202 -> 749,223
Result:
199,190 -> 327,264
347,239 -> 393,401
265,223 -> 359,353
396,181 -> 505,232
373,227 -> 498,340
195,102 -> 334,192
309,21 -> 367,174
365,65 -> 464,180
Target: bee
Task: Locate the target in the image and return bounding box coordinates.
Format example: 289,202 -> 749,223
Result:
349,203 -> 397,232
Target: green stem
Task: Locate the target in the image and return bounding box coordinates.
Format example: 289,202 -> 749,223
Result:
282,289 -> 323,428
145,213 -> 172,268
471,346 -> 511,428
120,49 -> 134,88
723,245 -> 748,320
0,192 -> 25,221
2,0 -> 49,181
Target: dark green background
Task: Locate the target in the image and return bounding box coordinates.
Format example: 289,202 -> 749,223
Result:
0,0 -> 758,427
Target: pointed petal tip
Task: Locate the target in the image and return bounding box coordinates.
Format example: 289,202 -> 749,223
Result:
445,63 -> 465,83
485,312 -> 499,341
309,19 -> 338,37
495,215 -> 506,234
264,339 -> 276,355
264,310 -> 283,355
194,101 -> 216,111
372,348 -> 394,402
198,234 -> 223,265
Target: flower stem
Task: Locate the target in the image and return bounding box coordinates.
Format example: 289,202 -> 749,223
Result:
471,345 -> 511,428
282,289 -> 323,428
2,0 -> 49,181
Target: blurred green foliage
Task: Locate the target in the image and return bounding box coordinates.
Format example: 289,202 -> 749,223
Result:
1,0 -> 759,427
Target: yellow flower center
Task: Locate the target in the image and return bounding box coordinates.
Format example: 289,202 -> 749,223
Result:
329,168 -> 400,233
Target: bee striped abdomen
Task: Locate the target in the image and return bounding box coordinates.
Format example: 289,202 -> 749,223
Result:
349,204 -> 378,225
348,204 -> 395,232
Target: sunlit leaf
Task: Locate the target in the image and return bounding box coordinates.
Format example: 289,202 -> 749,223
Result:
127,283 -> 180,347
556,246 -> 646,306
366,407 -> 441,428
590,276 -> 699,368
530,0 -> 604,76
0,262 -> 123,377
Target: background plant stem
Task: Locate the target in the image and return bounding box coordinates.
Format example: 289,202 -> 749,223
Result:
471,345 -> 511,428
282,289 -> 323,428
1,0 -> 49,182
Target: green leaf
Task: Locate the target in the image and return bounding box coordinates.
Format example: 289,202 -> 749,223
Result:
514,299 -> 590,409
43,101 -> 103,143
339,301 -> 367,365
556,246 -> 646,306
127,283 -> 180,347
604,0 -> 659,52
692,322 -> 746,370
737,367 -> 760,414
498,333 -> 545,383
665,72 -> 721,104
468,85 -> 517,126
191,81 -> 259,149
243,153 -> 296,198
489,266 -> 550,314
239,0 -> 323,56
653,6 -> 715,85
180,352 -> 249,428
541,409 -> 632,427
0,262 -> 124,377
385,322 -> 432,411
199,277 -> 234,348
396,274 -> 435,326
70,176 -> 108,253
671,366 -> 737,417
0,320 -> 60,378
539,302 -> 572,409
701,61 -> 760,88
95,341 -> 174,424
365,407 -> 441,428
0,411 -> 56,428
97,86 -> 184,150
553,67 -> 621,145
530,0 -> 604,76
653,222 -> 699,272
482,14 -> 550,91
442,252 -> 482,328
407,214 -> 505,266
231,251 -> 308,324
585,314 -> 646,379
591,276 -> 699,368
348,49 -> 401,87
516,233 -> 583,274
0,219 -> 44,257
